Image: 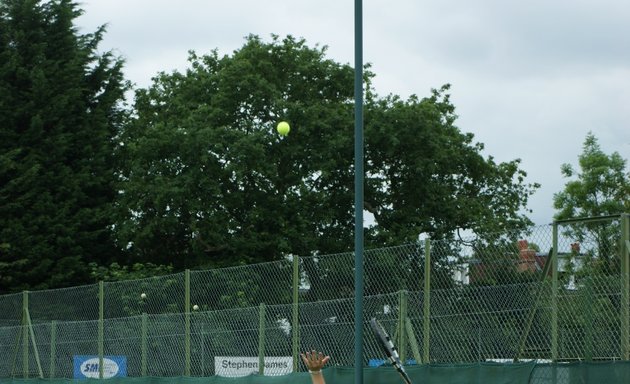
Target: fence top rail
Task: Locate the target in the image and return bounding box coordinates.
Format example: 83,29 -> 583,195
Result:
554,214 -> 627,225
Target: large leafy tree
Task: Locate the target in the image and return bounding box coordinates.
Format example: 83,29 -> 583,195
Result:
118,35 -> 357,269
554,132 -> 629,219
0,0 -> 128,292
553,132 -> 630,274
117,35 -> 539,271
365,87 -> 538,243
553,133 -> 629,353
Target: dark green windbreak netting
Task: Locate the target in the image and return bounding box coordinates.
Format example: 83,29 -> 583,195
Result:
2,362 -> 630,384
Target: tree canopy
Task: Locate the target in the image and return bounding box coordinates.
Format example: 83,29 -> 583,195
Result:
0,0 -> 542,292
0,0 -> 128,292
554,132 -> 630,220
364,89 -> 539,243
553,132 -> 630,274
116,34 -> 539,269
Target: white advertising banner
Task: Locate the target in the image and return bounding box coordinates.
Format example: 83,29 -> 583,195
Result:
214,356 -> 293,377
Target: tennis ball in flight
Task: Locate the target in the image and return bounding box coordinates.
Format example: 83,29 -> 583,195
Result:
140,293 -> 147,299
277,121 -> 290,136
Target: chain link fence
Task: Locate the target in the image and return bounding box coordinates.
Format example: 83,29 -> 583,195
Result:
1,215 -> 628,378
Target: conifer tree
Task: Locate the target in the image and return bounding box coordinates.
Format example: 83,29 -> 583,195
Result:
0,0 -> 128,292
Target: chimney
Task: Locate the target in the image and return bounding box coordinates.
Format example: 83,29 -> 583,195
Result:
518,239 -> 536,272
571,242 -> 580,254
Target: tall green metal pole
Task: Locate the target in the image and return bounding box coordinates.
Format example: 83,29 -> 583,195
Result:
353,0 -> 364,383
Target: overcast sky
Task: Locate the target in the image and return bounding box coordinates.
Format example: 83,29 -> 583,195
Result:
76,0 -> 630,227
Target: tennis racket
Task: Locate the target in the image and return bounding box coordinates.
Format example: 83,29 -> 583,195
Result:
369,317 -> 413,384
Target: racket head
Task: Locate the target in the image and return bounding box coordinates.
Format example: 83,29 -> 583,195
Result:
369,318 -> 413,384
369,318 -> 402,365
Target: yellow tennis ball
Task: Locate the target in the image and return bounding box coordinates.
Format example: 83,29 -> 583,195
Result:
277,121 -> 290,136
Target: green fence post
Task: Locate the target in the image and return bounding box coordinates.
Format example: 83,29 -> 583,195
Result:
49,320 -> 56,378
22,291 -> 28,378
98,281 -> 104,379
24,307 -> 43,378
258,303 -> 266,375
585,277 -> 594,361
514,242 -> 556,362
423,238 -> 431,363
621,214 -> 630,360
292,254 -> 299,372
551,223 -> 558,362
397,290 -> 408,363
405,317 -> 422,364
141,312 -> 147,376
185,269 -> 191,376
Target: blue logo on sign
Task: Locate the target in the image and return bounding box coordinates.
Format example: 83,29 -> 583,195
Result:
73,356 -> 127,379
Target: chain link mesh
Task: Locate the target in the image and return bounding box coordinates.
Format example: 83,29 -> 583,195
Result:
191,260 -> 294,310
0,292 -> 26,326
104,273 -> 186,318
29,285 -> 100,322
0,217 -> 628,378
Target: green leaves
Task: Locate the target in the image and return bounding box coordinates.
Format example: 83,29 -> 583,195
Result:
365,85 -> 539,244
117,35 -> 356,268
118,35 -> 539,272
553,132 -> 630,275
0,0 -> 128,292
1,2 -> 544,293
554,132 -> 629,220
